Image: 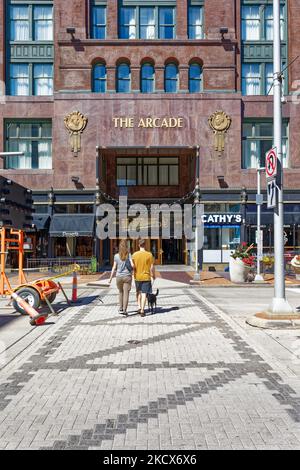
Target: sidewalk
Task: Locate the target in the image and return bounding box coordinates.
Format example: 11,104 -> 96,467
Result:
5,269 -> 300,289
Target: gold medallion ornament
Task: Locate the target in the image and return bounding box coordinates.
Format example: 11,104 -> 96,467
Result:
208,111 -> 232,153
64,111 -> 88,154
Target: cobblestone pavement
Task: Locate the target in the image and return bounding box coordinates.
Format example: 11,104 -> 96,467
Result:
0,279 -> 300,450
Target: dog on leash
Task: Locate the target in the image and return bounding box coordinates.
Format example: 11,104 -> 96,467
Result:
147,289 -> 159,314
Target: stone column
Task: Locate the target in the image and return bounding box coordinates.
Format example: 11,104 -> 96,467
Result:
107,66 -> 116,92
179,66 -> 189,93
131,67 -> 140,93
107,0 -> 118,39
176,0 -> 188,39
155,67 -> 165,93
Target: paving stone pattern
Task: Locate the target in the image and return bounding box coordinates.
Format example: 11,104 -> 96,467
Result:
0,285 -> 300,450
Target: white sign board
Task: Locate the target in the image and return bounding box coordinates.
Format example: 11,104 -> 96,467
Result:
266,148 -> 277,180
267,179 -> 277,209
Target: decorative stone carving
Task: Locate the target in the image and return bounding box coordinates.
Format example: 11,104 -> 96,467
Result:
208,111 -> 232,154
64,111 -> 88,154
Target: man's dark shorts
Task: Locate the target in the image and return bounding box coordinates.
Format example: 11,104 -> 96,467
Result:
135,281 -> 152,294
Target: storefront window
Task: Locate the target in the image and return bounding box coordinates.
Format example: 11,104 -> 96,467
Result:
204,227 -> 221,250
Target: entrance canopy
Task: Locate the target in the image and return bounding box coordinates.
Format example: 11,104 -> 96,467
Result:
49,214 -> 95,237
32,215 -> 50,231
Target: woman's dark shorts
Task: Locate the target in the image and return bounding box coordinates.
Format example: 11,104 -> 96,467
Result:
135,281 -> 152,294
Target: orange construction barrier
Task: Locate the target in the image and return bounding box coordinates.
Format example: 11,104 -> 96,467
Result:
72,270 -> 78,302
11,292 -> 47,326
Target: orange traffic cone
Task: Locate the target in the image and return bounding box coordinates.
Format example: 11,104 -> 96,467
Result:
11,292 -> 47,326
72,271 -> 78,303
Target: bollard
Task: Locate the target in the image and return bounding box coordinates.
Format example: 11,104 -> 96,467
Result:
11,292 -> 47,326
72,270 -> 78,303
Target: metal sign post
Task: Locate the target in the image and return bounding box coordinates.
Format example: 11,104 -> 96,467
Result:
269,0 -> 293,314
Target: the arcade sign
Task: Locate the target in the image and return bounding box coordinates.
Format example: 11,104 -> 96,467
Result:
202,214 -> 242,225
113,117 -> 185,129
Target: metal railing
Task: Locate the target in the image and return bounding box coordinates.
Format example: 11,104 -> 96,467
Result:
26,257 -> 97,274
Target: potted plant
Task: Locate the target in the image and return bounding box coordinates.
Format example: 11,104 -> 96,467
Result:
229,243 -> 255,283
262,255 -> 275,273
291,255 -> 300,280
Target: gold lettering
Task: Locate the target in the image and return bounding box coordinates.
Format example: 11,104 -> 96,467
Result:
153,118 -> 160,128
169,118 -> 177,128
128,118 -> 134,128
177,118 -> 184,128
138,118 -> 146,128
113,117 -> 119,128
146,117 -> 153,128
161,118 -> 168,128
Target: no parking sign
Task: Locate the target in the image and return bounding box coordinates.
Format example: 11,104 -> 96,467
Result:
265,148 -> 278,180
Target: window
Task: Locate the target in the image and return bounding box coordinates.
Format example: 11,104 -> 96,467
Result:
33,64 -> 53,95
242,63 -> 273,95
91,5 -> 106,39
10,4 -> 53,41
117,157 -> 179,186
119,5 -> 175,39
159,7 -> 175,39
188,5 -> 204,39
140,8 -> 155,39
141,63 -> 155,93
242,120 -> 288,169
93,63 -> 107,92
8,3 -> 54,96
117,63 -> 131,93
165,63 -> 179,93
189,63 -> 202,92
9,63 -> 53,96
241,3 -> 285,41
10,5 -> 29,41
33,5 -> 53,41
10,64 -> 29,96
5,121 -> 52,170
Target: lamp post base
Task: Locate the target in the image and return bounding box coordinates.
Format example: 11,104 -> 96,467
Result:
193,273 -> 201,282
246,298 -> 298,329
254,274 -> 265,283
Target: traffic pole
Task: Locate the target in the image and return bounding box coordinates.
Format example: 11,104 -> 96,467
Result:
72,270 -> 78,303
269,0 -> 293,314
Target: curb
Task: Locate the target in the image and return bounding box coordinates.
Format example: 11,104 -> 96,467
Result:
246,314 -> 300,329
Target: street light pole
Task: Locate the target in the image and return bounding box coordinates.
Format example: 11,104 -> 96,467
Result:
255,168 -> 265,282
240,187 -> 248,244
193,146 -> 201,281
270,0 -> 293,313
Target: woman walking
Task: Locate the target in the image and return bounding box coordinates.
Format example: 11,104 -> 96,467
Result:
108,240 -> 134,316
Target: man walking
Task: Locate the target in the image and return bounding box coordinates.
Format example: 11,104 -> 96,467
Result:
132,239 -> 155,317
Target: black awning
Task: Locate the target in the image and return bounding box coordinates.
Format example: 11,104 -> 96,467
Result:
32,215 -> 50,230
49,214 -> 95,237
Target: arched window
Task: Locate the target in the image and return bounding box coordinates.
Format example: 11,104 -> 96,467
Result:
117,63 -> 131,93
93,63 -> 107,92
141,63 -> 155,93
165,63 -> 178,93
189,63 -> 202,93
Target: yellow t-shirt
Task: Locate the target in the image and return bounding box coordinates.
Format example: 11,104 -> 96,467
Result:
132,250 -> 154,281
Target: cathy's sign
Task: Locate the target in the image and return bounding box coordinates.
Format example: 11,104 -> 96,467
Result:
202,214 -> 242,225
113,117 -> 185,129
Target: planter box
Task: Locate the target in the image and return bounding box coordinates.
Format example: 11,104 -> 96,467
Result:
229,257 -> 251,283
